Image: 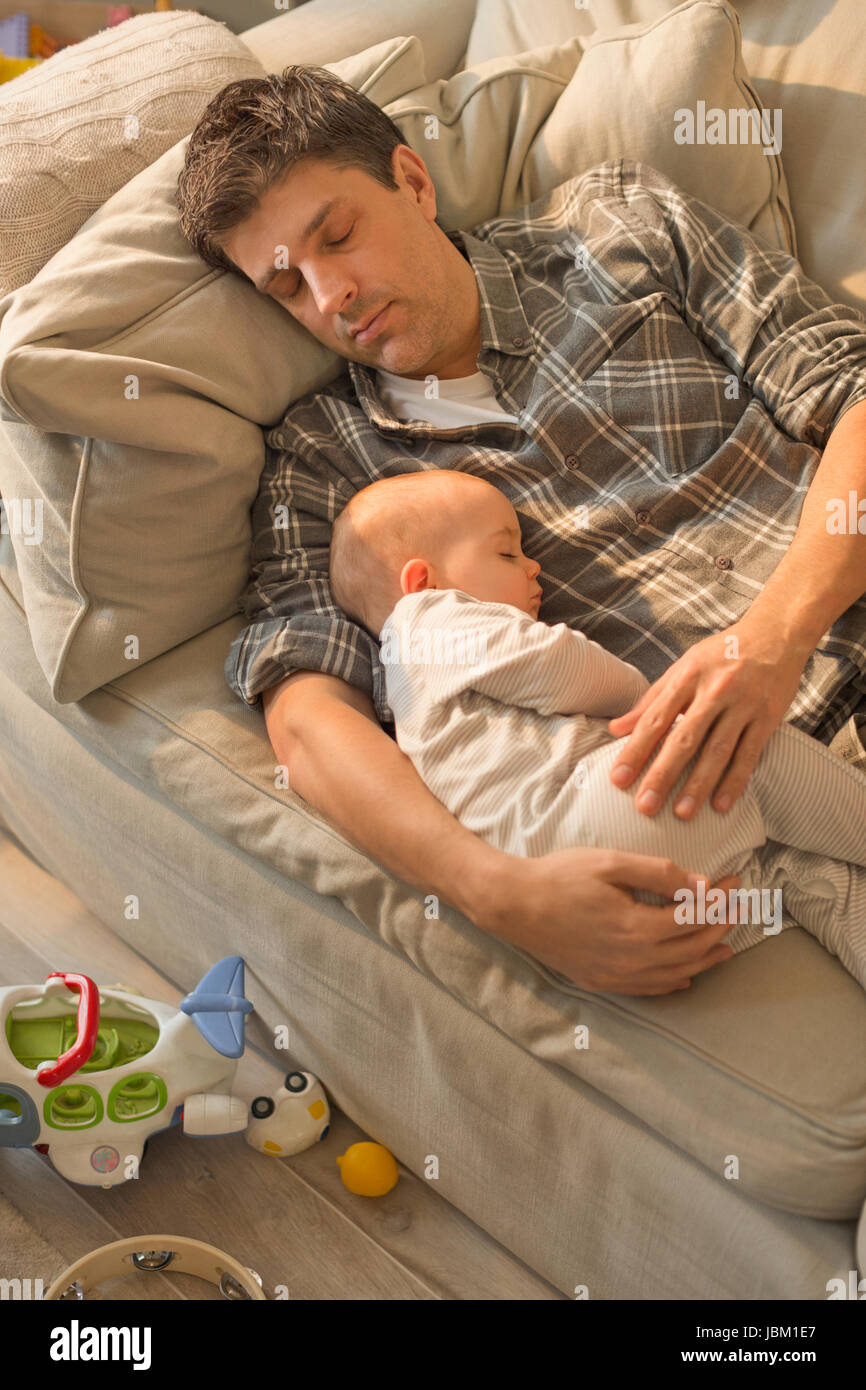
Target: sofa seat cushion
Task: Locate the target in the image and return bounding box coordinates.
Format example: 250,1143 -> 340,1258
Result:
1,574 -> 862,1220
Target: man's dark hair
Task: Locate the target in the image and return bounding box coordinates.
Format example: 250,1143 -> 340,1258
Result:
175,64 -> 409,280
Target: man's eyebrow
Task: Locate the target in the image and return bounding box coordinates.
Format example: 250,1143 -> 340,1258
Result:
254,198 -> 345,293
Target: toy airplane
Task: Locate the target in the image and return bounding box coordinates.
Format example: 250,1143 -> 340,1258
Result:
0,957 -> 262,1188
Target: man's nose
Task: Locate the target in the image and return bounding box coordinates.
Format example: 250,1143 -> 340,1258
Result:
306,265 -> 356,319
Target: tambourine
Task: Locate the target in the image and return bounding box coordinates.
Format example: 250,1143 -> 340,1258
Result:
42,1235 -> 268,1300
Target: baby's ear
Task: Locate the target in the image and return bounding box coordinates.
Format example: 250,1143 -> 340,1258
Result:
400,558 -> 432,595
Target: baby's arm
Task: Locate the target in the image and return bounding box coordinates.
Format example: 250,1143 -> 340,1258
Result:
410,590 -> 650,716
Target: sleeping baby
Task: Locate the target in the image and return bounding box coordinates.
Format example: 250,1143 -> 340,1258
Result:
328,469 -> 866,987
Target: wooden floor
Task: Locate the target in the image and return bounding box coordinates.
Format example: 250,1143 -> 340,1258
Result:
0,827 -> 563,1300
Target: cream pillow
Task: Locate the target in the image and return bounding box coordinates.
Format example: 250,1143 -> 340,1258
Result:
0,10 -> 266,298
525,0 -> 795,253
0,37 -> 427,703
384,38 -> 583,229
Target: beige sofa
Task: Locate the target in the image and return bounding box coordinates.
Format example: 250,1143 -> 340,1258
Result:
1,0 -> 865,1298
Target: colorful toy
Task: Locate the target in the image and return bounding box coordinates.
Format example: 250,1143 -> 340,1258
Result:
337,1141 -> 400,1196
0,957 -> 258,1188
245,1071 -> 330,1156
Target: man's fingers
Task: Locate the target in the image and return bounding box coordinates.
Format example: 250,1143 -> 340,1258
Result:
664,709 -> 755,818
597,851 -> 739,910
607,688 -> 695,797
706,721 -> 775,813
590,857 -> 741,990
650,917 -> 736,967
599,946 -> 733,996
612,946 -> 733,995
626,703 -> 737,816
607,684 -> 657,735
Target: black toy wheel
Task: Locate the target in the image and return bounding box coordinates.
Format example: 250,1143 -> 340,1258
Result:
285,1071 -> 307,1092
251,1096 -> 274,1119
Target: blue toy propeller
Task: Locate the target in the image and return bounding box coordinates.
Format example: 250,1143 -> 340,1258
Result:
179,956 -> 252,1059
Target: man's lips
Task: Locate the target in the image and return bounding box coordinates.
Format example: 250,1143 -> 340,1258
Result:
350,303 -> 391,344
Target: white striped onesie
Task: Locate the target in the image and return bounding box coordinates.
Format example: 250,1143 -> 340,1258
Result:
381,588 -> 866,986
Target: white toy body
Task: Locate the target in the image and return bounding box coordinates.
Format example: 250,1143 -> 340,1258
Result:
0,958 -> 252,1188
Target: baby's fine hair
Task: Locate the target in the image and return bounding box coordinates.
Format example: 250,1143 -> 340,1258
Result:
329,471 -> 455,634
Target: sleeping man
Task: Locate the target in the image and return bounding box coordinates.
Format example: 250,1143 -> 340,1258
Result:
175,64 -> 866,996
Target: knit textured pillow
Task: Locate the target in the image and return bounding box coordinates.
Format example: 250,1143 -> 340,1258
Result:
0,9 -> 265,297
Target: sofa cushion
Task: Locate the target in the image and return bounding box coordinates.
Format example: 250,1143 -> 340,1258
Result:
386,1 -> 793,251
0,36 -> 427,703
524,0 -> 794,255
0,9 -> 266,299
731,0 -> 866,318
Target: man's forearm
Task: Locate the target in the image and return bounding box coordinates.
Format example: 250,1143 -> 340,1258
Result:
262,670 -> 514,934
746,398 -> 866,651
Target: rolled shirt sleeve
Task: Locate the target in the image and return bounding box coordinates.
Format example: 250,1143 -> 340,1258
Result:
604,159 -> 866,448
224,438 -> 391,720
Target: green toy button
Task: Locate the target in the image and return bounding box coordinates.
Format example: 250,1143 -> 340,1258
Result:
44,1084 -> 103,1130
107,1072 -> 167,1123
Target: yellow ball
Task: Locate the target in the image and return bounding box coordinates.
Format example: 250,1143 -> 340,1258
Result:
336,1141 -> 399,1196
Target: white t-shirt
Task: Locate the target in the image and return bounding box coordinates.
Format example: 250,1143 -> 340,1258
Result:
376,367 -> 520,427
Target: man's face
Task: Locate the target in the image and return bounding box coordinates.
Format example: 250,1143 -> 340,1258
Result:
220,147 -> 477,379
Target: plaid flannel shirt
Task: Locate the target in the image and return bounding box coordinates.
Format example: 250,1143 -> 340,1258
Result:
225,158 -> 866,743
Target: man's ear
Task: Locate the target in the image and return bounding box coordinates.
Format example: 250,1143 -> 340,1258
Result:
392,144 -> 437,221
400,557 -> 433,594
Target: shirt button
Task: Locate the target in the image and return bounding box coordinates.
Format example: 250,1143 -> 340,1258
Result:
635,510 -> 650,524
565,453 -> 577,467
714,555 -> 733,569
512,334 -> 526,348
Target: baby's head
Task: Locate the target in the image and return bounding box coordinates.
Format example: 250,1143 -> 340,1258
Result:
329,470 -> 542,635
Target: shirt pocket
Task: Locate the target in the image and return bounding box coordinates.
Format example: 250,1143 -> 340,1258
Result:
578,302 -> 749,477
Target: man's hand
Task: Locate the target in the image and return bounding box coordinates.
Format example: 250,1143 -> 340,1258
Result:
483,850 -> 738,995
605,614 -> 810,818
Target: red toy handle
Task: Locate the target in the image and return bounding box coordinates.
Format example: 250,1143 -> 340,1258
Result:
36,972 -> 100,1088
